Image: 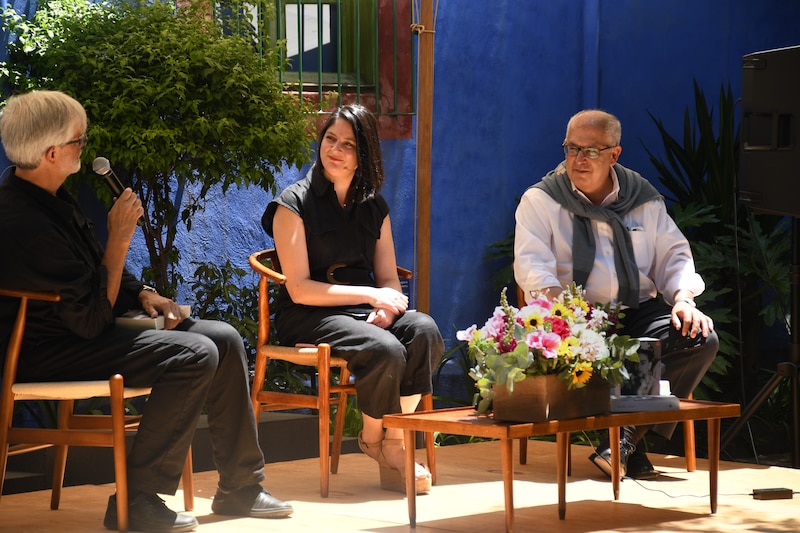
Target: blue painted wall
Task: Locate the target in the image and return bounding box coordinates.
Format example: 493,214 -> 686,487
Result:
2,0 -> 800,353
424,0 -> 800,347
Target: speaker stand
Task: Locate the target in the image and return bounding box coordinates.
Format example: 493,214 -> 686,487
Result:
720,218 -> 800,467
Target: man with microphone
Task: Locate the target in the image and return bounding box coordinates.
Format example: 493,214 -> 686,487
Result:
0,90 -> 292,531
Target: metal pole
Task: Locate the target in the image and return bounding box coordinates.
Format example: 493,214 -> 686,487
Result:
790,217 -> 800,466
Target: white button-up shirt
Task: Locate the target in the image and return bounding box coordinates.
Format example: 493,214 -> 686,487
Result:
514,168 -> 704,307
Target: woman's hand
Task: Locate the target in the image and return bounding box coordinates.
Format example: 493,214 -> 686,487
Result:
366,287 -> 408,329
370,287 -> 408,315
671,300 -> 714,339
367,307 -> 400,329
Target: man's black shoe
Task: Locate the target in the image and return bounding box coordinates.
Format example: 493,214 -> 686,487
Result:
211,484 -> 293,518
626,447 -> 659,479
589,437 -> 636,478
103,493 -> 198,532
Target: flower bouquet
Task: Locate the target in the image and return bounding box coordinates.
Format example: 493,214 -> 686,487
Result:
457,283 -> 640,416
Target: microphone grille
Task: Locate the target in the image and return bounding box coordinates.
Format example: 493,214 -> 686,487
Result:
92,156 -> 110,175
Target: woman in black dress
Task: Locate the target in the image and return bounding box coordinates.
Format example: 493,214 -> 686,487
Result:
262,104 -> 443,494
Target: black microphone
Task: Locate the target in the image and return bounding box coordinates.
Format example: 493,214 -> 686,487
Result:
92,156 -> 144,226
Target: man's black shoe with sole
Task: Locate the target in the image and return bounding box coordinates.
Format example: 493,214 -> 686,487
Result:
103,492 -> 198,532
211,484 -> 293,518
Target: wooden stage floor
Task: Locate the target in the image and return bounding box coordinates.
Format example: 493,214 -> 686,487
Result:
2,439 -> 799,533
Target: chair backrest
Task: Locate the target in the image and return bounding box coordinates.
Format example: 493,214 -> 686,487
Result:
1,289 -> 62,418
248,249 -> 284,350
516,284 -> 526,307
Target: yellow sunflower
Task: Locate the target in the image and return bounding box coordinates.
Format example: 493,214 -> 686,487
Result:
522,312 -> 544,329
550,301 -> 575,320
570,361 -> 594,386
570,296 -> 590,314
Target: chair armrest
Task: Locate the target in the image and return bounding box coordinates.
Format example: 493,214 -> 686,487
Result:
248,249 -> 413,284
396,266 -> 413,280
0,288 -> 61,303
248,250 -> 287,284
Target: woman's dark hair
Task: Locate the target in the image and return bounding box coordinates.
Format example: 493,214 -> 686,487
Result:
314,104 -> 385,204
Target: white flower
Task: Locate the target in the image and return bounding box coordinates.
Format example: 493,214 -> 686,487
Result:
576,328 -> 609,362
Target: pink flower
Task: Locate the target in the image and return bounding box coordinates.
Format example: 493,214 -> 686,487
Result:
456,325 -> 477,342
483,307 -> 507,340
523,298 -> 552,311
525,330 -> 562,359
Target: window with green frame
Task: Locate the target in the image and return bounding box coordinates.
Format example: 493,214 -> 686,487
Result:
274,0 -> 377,89
216,0 -> 414,137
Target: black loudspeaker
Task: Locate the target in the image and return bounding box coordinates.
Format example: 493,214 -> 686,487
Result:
739,45 -> 800,218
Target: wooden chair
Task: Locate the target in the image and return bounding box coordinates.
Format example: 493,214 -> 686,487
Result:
248,249 -> 436,497
514,283 -> 697,472
0,288 -> 194,532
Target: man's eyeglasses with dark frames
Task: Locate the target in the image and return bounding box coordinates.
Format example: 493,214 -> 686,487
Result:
562,144 -> 614,160
62,134 -> 88,150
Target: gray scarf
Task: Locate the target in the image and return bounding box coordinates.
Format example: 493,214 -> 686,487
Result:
532,163 -> 662,308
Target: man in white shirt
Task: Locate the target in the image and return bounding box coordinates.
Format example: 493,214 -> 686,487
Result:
514,109 -> 717,479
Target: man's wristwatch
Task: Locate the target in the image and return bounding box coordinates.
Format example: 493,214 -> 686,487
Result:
139,284 -> 158,296
675,297 -> 696,307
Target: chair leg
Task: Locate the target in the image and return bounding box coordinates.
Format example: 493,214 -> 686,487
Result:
182,448 -> 194,511
50,444 -> 68,510
0,391 -> 14,502
317,400 -> 331,498
330,372 -> 350,475
0,446 -> 8,504
110,375 -> 129,532
317,348 -> 332,498
50,399 -> 73,510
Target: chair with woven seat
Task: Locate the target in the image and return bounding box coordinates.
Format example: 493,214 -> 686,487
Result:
0,288 -> 194,532
248,249 -> 436,498
514,283 -> 697,473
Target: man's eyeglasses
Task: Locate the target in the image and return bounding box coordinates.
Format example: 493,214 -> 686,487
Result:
562,144 -> 614,160
62,134 -> 88,149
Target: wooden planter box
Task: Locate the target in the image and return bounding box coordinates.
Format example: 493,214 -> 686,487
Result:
492,374 -> 611,423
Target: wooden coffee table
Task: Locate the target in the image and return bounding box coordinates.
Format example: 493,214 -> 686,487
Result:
383,399 -> 740,533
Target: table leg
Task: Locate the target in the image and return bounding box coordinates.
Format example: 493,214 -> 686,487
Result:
403,429 -> 417,527
556,432 -> 569,520
609,426 -> 621,500
707,418 -> 721,514
426,430 -> 437,486
567,435 -> 572,477
500,437 -> 515,533
684,419 -> 697,472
